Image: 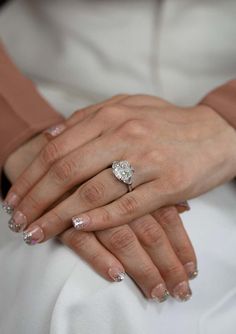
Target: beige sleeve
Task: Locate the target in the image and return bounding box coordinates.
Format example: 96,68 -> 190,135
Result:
0,42 -> 64,197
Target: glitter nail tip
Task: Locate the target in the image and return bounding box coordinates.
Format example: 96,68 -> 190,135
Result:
2,202 -> 14,215
108,267 -> 126,282
8,218 -> 26,233
72,216 -> 89,230
23,231 -> 34,245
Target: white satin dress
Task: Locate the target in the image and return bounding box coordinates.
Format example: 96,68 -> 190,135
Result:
0,1 -> 236,333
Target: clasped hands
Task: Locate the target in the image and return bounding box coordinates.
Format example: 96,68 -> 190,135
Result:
3,94 -> 236,303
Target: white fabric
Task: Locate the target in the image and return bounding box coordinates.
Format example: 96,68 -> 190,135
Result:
0,0 -> 236,333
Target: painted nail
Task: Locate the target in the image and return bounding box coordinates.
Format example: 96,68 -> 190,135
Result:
177,201 -> 191,211
173,281 -> 192,302
151,284 -> 170,303
184,262 -> 198,280
23,225 -> 44,245
2,192 -> 20,215
108,267 -> 126,282
44,123 -> 66,137
72,215 -> 90,230
8,211 -> 27,233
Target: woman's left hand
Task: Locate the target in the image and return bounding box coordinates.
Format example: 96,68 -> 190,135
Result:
4,94 -> 236,239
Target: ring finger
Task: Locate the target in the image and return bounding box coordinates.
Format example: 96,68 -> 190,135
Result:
19,165 -> 149,243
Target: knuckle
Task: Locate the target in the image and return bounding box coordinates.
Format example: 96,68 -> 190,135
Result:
78,180 -> 105,204
40,141 -> 61,167
163,264 -> 184,278
109,227 -> 136,251
50,158 -> 77,183
138,263 -> 157,280
120,119 -> 148,138
156,207 -> 179,229
99,207 -> 111,225
168,165 -> 191,193
144,150 -> 158,165
65,229 -> 93,250
117,195 -> 139,216
140,221 -> 164,247
96,105 -> 126,120
13,174 -> 32,194
175,243 -> 192,259
46,209 -> 65,230
24,193 -> 41,211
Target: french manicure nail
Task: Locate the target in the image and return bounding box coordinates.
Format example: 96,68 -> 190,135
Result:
151,284 -> 170,303
173,281 -> 192,302
72,215 -> 90,230
184,262 -> 198,280
2,192 -> 20,215
23,225 -> 44,245
44,123 -> 66,137
108,267 -> 126,282
8,211 -> 27,233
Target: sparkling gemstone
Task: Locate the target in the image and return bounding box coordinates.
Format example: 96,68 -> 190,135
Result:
112,161 -> 134,185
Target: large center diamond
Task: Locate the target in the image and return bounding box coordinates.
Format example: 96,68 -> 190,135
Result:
112,161 -> 134,185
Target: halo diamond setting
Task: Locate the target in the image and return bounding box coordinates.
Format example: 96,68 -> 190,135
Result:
112,160 -> 134,189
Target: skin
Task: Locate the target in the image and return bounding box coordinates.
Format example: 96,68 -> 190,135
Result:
3,95 -> 199,302
6,95 -> 236,235
4,94 -> 236,301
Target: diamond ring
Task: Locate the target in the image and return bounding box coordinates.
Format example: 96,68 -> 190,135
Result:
112,160 -> 134,192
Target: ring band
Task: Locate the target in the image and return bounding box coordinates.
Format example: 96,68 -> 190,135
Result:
112,160 -> 134,192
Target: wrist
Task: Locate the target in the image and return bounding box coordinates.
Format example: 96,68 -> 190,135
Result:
196,104 -> 236,179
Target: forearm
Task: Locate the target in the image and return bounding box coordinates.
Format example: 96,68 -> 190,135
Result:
0,41 -> 63,197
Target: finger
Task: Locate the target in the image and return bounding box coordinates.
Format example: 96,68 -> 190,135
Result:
20,165 -> 150,242
59,228 -> 126,282
96,225 -> 170,302
152,206 -> 198,280
66,94 -> 129,126
129,215 -> 192,302
5,114 -> 103,210
5,104 -> 135,213
8,125 -> 132,229
68,180 -> 169,232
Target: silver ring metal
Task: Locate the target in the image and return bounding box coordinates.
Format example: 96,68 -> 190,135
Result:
112,160 -> 134,192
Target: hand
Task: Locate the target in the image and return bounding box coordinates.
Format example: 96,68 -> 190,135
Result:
5,95 -> 236,236
3,118 -> 196,303
2,95 -> 197,302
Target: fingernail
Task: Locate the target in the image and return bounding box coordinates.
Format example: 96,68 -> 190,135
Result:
184,262 -> 198,280
44,123 -> 66,137
177,201 -> 191,211
23,225 -> 44,245
151,284 -> 170,303
2,192 -> 20,215
108,267 -> 126,282
8,211 -> 27,233
72,215 -> 90,230
173,281 -> 192,302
